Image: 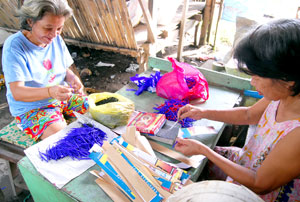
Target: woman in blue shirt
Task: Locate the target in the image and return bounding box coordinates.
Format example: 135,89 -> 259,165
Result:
2,0 -> 89,140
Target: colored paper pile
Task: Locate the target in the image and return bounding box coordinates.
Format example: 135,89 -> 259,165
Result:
89,136 -> 191,201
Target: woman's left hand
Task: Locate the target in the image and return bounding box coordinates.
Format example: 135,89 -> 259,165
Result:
66,68 -> 85,95
68,76 -> 84,95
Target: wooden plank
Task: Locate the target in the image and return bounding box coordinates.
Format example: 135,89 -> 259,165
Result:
73,0 -> 98,42
138,0 -> 156,43
64,38 -> 140,57
94,0 -> 115,44
147,56 -> 252,91
0,0 -> 19,29
63,19 -> 78,39
177,0 -> 189,62
97,0 -> 121,47
116,0 -> 138,49
102,142 -> 158,202
106,0 -> 127,47
83,0 -> 103,42
67,0 -> 91,41
148,140 -> 200,169
86,0 -> 109,44
95,177 -> 131,202
112,142 -> 172,199
0,142 -> 24,163
102,0 -> 124,47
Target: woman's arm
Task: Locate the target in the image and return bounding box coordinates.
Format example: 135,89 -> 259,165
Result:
248,127 -> 300,194
9,81 -> 72,102
178,98 -> 270,125
176,127 -> 300,194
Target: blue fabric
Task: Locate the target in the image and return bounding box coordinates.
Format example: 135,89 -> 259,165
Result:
2,31 -> 73,116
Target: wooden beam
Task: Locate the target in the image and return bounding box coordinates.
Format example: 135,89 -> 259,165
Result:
138,0 -> 156,43
177,0 -> 189,62
64,38 -> 139,57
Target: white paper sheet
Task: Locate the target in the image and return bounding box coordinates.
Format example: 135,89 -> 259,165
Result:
24,115 -> 117,189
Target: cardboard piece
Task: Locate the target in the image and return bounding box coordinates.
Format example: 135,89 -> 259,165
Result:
102,142 -> 161,202
95,177 -> 131,202
122,126 -> 156,157
148,140 -> 201,168
113,142 -> 172,198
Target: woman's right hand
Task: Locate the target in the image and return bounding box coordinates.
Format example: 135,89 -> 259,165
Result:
177,104 -> 205,120
48,85 -> 73,101
174,137 -> 209,156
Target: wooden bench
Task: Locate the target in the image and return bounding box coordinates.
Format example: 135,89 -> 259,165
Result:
0,121 -> 36,163
0,120 -> 36,199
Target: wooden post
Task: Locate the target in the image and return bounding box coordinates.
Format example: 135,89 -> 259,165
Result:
206,0 -> 216,44
177,0 -> 189,62
213,0 -> 224,49
199,0 -> 213,46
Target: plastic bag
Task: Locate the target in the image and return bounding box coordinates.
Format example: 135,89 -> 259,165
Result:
156,57 -> 209,101
88,92 -> 135,128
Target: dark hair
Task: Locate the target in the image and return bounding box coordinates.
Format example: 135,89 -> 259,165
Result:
16,0 -> 73,31
234,18 -> 300,96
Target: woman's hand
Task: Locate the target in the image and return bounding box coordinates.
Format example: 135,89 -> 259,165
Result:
67,75 -> 84,95
177,104 -> 205,120
48,85 -> 72,101
65,68 -> 85,95
174,137 -> 209,156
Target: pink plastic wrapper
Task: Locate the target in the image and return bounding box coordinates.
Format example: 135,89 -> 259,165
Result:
156,57 -> 209,101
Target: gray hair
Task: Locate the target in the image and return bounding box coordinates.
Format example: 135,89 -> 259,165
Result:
16,0 -> 73,31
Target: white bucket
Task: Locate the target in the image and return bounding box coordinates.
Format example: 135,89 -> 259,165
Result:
167,180 -> 264,202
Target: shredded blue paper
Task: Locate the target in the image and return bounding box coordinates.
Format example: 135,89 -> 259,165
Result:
39,124 -> 107,162
153,99 -> 196,128
128,71 -> 161,95
185,77 -> 196,89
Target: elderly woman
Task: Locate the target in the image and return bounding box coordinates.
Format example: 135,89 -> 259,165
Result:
2,0 -> 88,141
176,18 -> 300,201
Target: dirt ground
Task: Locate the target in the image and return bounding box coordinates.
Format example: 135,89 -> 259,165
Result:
66,45 -> 138,93
67,44 -> 214,94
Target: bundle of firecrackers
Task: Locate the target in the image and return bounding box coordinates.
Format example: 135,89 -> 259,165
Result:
39,124 -> 191,201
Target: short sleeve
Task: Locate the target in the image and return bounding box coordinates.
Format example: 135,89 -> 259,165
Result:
2,39 -> 33,83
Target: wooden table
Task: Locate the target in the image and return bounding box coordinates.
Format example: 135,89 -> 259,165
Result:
18,57 -> 245,202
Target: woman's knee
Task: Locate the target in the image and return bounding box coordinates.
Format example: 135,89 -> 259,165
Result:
40,121 -> 67,139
